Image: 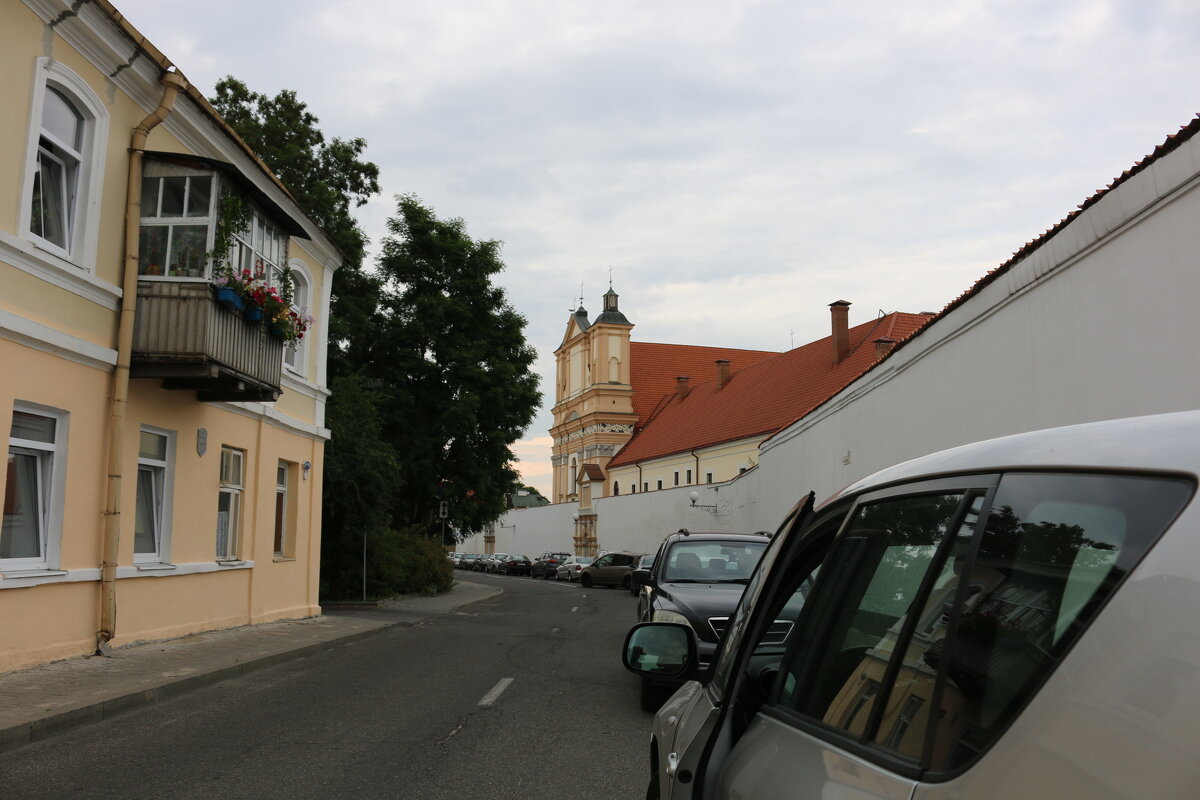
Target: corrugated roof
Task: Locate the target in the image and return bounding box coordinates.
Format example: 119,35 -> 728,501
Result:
628,342 -> 778,425
610,313 -> 930,468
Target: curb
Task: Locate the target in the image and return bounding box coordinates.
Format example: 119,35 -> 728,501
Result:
0,581 -> 502,754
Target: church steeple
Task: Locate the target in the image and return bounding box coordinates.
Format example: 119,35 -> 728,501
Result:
595,286 -> 631,325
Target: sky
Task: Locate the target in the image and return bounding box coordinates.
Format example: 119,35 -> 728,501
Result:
114,0 -> 1200,496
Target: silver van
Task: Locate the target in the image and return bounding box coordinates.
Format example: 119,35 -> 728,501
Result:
623,411 -> 1199,800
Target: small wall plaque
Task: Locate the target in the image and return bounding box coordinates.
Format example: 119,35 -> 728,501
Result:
197,428 -> 208,457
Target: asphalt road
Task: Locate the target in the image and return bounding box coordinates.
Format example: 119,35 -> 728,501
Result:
0,572 -> 653,799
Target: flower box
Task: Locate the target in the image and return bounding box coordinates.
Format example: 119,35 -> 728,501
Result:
213,286 -> 244,312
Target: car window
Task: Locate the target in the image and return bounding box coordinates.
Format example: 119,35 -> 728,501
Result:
664,540 -> 766,582
594,555 -> 612,567
924,473 -> 1192,773
778,492 -> 973,738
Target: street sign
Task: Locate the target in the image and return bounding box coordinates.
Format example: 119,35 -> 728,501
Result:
438,500 -> 449,519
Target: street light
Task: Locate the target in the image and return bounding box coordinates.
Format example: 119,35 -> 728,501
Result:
688,490 -> 717,512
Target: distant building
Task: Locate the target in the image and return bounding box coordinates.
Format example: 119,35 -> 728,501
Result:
1,1 -> 337,671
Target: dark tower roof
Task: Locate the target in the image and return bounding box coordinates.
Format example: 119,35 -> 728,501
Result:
572,305 -> 591,332
594,287 -> 631,325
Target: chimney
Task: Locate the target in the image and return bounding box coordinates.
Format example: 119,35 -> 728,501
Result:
715,359 -> 730,388
675,375 -> 690,400
830,300 -> 851,363
873,336 -> 896,359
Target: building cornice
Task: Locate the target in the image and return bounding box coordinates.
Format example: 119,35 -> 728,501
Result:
0,307 -> 117,371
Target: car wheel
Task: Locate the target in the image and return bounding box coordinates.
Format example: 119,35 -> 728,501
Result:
580,574 -> 592,588
553,572 -> 560,581
640,677 -> 668,713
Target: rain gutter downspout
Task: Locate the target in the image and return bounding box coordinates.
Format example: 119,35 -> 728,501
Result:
98,68 -> 188,653
691,449 -> 700,486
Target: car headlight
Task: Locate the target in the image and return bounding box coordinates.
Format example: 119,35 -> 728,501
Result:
652,609 -> 692,629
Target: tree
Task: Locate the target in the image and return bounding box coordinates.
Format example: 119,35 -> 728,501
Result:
209,77 -> 383,369
373,195 -> 541,534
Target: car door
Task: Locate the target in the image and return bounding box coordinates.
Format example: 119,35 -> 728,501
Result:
648,495 -> 816,800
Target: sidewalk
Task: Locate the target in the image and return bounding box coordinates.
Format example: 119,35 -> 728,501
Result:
0,580 -> 500,754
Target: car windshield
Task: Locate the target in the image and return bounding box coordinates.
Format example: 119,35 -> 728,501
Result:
662,540 -> 766,582
576,557 -> 594,565
493,554 -> 507,560
550,553 -> 570,560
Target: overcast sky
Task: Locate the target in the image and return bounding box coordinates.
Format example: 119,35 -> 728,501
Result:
115,0 -> 1200,495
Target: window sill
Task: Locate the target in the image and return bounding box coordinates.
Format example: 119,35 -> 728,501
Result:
0,568 -> 66,580
133,562 -> 177,572
272,556 -> 296,562
216,559 -> 247,567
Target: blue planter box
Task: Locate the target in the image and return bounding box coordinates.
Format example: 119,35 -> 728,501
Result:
244,307 -> 264,322
213,286 -> 244,312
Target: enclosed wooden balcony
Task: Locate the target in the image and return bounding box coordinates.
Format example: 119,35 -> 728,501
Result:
132,280 -> 283,402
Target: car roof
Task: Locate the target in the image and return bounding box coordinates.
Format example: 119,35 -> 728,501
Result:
664,531 -> 765,544
834,410 -> 1200,504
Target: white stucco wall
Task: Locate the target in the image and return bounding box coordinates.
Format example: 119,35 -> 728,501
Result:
493,125 -> 1200,562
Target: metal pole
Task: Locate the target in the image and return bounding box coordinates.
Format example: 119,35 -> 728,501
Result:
362,527 -> 367,602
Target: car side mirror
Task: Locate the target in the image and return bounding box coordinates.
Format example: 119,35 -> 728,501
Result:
622,622 -> 699,679
632,568 -> 651,586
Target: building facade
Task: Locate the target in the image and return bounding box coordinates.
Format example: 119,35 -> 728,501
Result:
1,0 -> 337,672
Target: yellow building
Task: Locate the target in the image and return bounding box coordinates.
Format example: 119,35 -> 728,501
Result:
1,0 -> 337,672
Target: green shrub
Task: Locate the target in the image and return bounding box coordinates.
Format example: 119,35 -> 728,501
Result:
320,526 -> 452,601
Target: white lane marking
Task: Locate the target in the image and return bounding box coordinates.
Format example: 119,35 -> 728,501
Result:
571,606 -> 578,613
478,678 -> 514,707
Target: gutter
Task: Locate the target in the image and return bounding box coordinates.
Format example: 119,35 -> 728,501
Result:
98,68 -> 188,653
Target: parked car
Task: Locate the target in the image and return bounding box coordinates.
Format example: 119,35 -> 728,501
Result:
555,555 -> 594,581
578,550 -> 643,589
531,552 -> 572,578
622,411 -> 1200,800
631,532 -> 768,708
457,553 -> 481,570
499,554 -> 532,576
483,553 -> 509,574
629,553 -> 655,595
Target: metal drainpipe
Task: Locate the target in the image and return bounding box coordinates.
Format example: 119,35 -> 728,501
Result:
98,68 -> 188,654
691,450 -> 700,486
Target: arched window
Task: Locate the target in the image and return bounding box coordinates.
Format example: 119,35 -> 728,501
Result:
282,261 -> 311,372
22,60 -> 109,269
612,481 -> 620,496
609,356 -> 619,382
570,459 -> 578,494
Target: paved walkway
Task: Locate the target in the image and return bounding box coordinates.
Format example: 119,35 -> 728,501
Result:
0,580 -> 501,753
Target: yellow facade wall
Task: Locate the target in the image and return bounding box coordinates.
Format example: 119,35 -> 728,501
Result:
1,3 -> 331,672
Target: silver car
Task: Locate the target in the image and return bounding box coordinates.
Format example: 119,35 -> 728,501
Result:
555,555 -> 594,581
624,411 -> 1200,800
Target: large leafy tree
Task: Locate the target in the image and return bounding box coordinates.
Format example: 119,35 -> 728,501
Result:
209,77 -> 382,367
374,195 -> 541,534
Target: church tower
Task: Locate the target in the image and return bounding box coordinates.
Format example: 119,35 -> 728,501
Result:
549,286 -> 636,507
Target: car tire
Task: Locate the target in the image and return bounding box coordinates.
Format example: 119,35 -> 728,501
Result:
580,574 -> 593,589
553,572 -> 560,581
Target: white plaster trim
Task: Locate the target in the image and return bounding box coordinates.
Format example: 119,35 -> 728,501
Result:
0,307 -> 117,370
116,560 -> 254,578
0,558 -> 257,588
0,232 -> 122,310
216,400 -> 332,441
0,568 -> 81,588
280,370 -> 331,400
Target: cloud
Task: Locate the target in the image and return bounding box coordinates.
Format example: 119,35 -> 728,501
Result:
115,0 -> 1200,497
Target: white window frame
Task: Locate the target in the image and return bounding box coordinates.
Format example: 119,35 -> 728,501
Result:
282,259 -> 312,374
2,402 -> 69,572
274,461 -> 289,557
19,58 -> 109,273
216,446 -> 244,561
137,162 -> 219,280
133,426 -> 175,565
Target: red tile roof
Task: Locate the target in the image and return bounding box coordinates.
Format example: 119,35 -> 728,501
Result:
609,313 -> 931,468
628,342 -> 778,425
